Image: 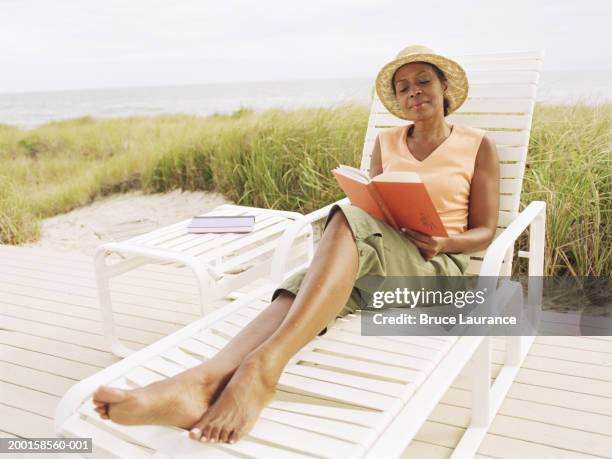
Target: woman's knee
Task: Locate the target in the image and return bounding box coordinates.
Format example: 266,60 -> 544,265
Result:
326,207 -> 352,234
270,289 -> 295,312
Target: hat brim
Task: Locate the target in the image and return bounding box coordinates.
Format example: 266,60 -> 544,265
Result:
375,53 -> 468,119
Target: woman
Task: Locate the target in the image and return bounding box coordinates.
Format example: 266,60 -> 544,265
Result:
92,45 -> 500,445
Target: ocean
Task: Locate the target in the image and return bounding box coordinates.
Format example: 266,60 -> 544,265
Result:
1,71 -> 611,129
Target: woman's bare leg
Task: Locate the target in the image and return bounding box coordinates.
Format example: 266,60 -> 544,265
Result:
190,209 -> 359,443
93,290 -> 296,427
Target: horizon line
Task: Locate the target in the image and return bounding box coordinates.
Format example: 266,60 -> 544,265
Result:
2,68 -> 612,97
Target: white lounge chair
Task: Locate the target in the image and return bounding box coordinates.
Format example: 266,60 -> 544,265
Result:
55,50 -> 546,458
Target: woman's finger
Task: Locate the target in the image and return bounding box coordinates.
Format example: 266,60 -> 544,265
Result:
404,228 -> 433,244
406,235 -> 426,249
407,235 -> 433,250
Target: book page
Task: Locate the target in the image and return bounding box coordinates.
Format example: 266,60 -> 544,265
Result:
333,165 -> 370,184
372,171 -> 421,183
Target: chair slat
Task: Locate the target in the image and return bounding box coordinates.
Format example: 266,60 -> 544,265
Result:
500,194 -> 520,212
322,328 -> 443,360
294,349 -> 423,384
210,320 -> 242,338
331,317 -> 457,351
500,163 -> 525,179
218,438 -> 315,459
469,83 -> 537,99
249,418 -> 362,459
368,333 -> 457,350
178,338 -> 218,360
458,98 -> 535,113
162,347 -> 203,369
500,178 -> 523,194
193,330 -> 231,349
278,372 -> 402,412
285,362 -> 408,398
261,405 -> 377,444
465,258 -> 508,276
268,399 -> 385,429
465,69 -> 540,84
125,366 -> 165,387
448,114 -> 532,130
497,146 -> 528,162
142,356 -> 185,378
312,339 -> 435,372
498,211 -> 519,228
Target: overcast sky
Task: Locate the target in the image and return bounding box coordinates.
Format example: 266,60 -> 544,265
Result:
1,0 -> 610,93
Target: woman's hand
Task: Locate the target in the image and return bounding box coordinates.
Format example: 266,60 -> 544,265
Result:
400,227 -> 448,261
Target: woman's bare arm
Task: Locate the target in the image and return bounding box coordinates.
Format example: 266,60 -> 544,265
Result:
443,135 -> 500,254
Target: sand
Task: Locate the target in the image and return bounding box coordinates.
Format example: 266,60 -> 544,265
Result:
25,190 -> 234,256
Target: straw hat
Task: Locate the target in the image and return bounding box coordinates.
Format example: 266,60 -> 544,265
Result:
375,45 -> 468,119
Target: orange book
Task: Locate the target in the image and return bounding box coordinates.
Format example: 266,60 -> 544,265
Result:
331,165 -> 448,237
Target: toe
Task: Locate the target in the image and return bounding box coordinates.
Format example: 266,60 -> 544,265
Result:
200,423 -> 213,442
219,427 -> 230,443
228,430 -> 239,444
94,385 -> 128,403
209,425 -> 220,443
188,427 -> 202,441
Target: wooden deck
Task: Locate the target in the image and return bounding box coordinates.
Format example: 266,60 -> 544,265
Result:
1,244 -> 611,458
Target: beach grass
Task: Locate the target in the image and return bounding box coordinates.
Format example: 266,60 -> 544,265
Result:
0,103 -> 609,276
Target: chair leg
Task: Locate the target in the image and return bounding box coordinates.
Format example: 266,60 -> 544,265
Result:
94,249 -> 136,358
471,336 -> 492,427
450,336 -> 492,458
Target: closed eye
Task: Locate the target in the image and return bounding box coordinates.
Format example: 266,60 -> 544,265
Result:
398,80 -> 430,92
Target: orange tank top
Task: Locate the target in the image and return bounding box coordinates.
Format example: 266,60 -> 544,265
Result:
379,123 -> 486,235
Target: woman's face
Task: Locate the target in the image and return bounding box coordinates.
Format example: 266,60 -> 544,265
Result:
392,62 -> 447,121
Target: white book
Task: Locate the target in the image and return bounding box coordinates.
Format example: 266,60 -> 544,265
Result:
187,215 -> 255,234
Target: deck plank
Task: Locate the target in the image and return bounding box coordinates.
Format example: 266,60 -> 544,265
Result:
0,381 -> 59,418
0,331 -> 116,367
0,403 -> 55,437
439,386 -> 612,431
0,298 -> 184,335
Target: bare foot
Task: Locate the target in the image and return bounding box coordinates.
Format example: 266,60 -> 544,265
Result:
189,354 -> 279,444
92,363 -> 234,429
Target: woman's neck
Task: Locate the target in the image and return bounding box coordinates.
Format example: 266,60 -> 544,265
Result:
409,117 -> 451,143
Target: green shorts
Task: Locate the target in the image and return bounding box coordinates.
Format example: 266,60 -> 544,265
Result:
271,203 -> 471,334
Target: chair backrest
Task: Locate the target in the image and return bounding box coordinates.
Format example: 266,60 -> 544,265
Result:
359,51 -> 544,276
